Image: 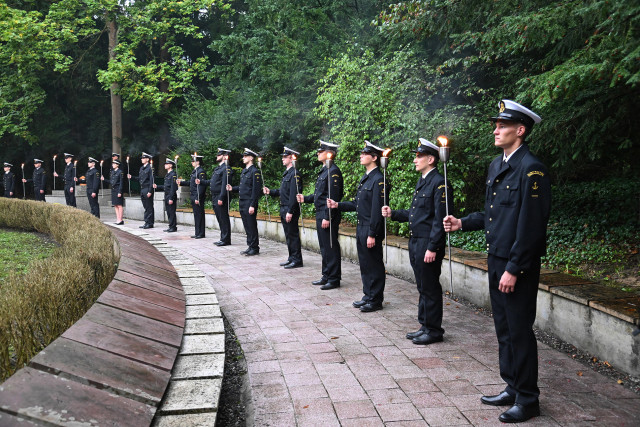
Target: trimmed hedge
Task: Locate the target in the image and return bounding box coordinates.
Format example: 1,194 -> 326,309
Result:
0,199 -> 120,381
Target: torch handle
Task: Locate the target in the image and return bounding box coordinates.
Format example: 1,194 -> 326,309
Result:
127,163 -> 131,197
293,166 -> 304,233
384,169 -> 387,265
258,166 -> 270,221
53,159 -> 56,191
327,167 -> 332,248
443,161 -> 454,295
226,164 -> 230,215
21,169 -> 25,199
100,165 -> 104,198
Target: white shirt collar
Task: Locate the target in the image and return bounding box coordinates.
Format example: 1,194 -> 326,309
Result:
503,145 -> 523,163
422,168 -> 436,179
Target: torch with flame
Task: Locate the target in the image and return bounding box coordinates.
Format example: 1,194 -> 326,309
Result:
437,135 -> 454,295
100,160 -> 104,197
193,152 -> 200,205
380,148 -> 392,264
174,155 -> 179,178
21,163 -> 26,199
53,155 -> 57,191
257,156 -> 271,221
291,154 -> 304,232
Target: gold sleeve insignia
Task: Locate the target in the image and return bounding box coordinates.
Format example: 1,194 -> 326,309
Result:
527,171 -> 544,177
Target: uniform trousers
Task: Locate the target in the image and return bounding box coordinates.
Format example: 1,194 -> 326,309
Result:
280,209 -> 302,264
87,194 -> 100,217
213,201 -> 231,243
65,188 -> 76,207
165,198 -> 177,229
35,192 -> 46,202
239,200 -> 259,250
409,237 -> 445,337
356,225 -> 385,305
488,254 -> 540,406
192,200 -> 205,237
141,194 -> 154,225
316,214 -> 341,282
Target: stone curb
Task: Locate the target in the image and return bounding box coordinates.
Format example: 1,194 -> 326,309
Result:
116,229 -> 225,426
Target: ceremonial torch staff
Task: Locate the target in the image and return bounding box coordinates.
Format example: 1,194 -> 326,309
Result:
21,163 -> 26,199
437,135 -> 454,295
325,151 -> 334,248
126,156 -> 131,197
194,152 -> 200,206
291,154 -> 305,234
380,149 -> 392,264
73,160 -> 77,186
174,155 -> 179,178
100,160 -> 104,198
257,156 -> 271,221
224,154 -> 230,215
53,155 -> 57,191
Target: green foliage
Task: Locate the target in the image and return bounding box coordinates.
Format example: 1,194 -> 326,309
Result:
0,229 -> 56,281
0,199 -> 119,380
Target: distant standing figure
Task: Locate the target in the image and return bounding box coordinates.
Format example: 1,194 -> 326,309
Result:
110,160 -> 124,224
55,153 -> 76,207
23,158 -> 46,201
202,148 -> 233,246
2,163 -> 15,198
79,157 -> 101,217
156,159 -> 178,232
128,152 -> 155,229
180,154 -> 207,238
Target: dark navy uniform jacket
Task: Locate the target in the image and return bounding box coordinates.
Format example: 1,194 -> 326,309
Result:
180,166 -> 207,201
232,165 -> 262,208
204,163 -> 233,203
110,169 -> 123,194
84,167 -> 100,195
461,145 -> 551,275
158,170 -> 178,201
338,167 -> 387,238
31,167 -> 46,192
271,167 -> 303,215
304,164 -> 343,220
63,163 -> 75,190
391,169 -> 452,251
3,171 -> 14,196
138,163 -> 154,195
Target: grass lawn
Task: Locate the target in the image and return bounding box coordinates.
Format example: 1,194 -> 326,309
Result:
0,228 -> 57,282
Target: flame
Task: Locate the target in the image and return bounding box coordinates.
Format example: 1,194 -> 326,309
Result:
174,155 -> 179,161
437,135 -> 448,147
258,157 -> 262,162
382,149 -> 392,157
100,160 -> 104,165
292,154 -> 297,161
74,160 -> 77,166
53,155 -> 57,159
327,152 -> 333,160
126,156 -> 130,162
194,152 -> 197,156
21,163 -> 25,168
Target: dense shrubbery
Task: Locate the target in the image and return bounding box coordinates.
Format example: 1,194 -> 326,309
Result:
0,199 -> 119,381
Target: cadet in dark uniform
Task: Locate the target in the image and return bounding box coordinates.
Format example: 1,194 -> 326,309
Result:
297,141 -> 343,289
264,147 -> 304,268
110,160 -> 124,224
382,139 -> 453,344
180,154 -> 207,238
54,153 -> 76,206
156,159 -> 178,232
227,148 -> 262,255
444,100 -> 551,423
2,163 -> 15,198
23,158 -> 47,201
202,148 -> 233,245
128,152 -> 155,228
328,141 -> 388,310
80,157 -> 100,217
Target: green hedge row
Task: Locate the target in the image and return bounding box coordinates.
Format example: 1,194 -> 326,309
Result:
0,199 -> 120,381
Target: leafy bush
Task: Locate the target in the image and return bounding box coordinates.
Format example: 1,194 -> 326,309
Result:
0,199 -> 119,381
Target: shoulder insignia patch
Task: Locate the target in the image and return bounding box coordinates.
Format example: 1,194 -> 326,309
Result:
437,184 -> 446,190
527,171 -> 544,177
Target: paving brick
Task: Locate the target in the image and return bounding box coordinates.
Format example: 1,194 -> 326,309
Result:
154,413 -> 217,427
180,334 -> 224,355
159,379 -> 222,414
172,354 -> 224,380
185,304 -> 222,319
184,317 -> 224,335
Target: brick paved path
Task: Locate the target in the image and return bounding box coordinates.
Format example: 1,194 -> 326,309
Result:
117,217 -> 640,426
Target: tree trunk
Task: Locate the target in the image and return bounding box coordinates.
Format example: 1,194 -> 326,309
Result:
107,16 -> 122,156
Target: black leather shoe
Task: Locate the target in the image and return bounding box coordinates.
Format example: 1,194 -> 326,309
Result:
498,402 -> 540,423
166,228 -> 177,232
139,225 -> 146,229
352,300 -> 367,308
115,221 -> 124,225
214,241 -> 230,246
191,235 -> 198,238
284,261 -> 303,269
359,303 -> 383,312
245,249 -> 259,256
280,260 -> 292,266
142,224 -> 153,229
406,329 -> 425,340
312,278 -> 328,286
240,248 -> 249,255
194,235 -> 205,239
481,391 -> 516,406
320,281 -> 340,290
412,334 -> 443,345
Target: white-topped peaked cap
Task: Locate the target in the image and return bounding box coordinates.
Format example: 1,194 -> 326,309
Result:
88,157 -> 98,163
34,158 -> 44,163
318,140 -> 339,152
361,140 -> 384,156
242,148 -> 259,157
141,152 -> 153,159
64,153 -> 74,158
4,162 -> 13,167
413,138 -> 439,157
282,146 -> 300,156
490,99 -> 541,128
